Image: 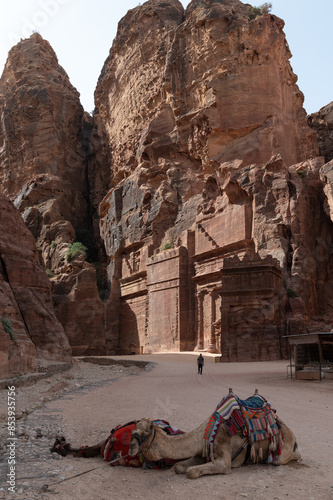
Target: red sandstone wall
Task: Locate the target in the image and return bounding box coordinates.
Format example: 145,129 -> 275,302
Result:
146,247 -> 192,352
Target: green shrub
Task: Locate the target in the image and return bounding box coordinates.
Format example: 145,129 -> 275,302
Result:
50,240 -> 57,249
65,242 -> 88,262
297,170 -> 305,178
1,317 -> 16,342
75,229 -> 97,262
46,268 -> 54,277
161,241 -> 173,251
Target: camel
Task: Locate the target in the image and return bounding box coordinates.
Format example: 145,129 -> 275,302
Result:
129,392 -> 301,479
51,420 -> 184,468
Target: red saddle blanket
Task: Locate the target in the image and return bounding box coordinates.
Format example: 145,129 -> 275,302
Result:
101,420 -> 184,468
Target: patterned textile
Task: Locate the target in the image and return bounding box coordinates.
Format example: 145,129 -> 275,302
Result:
203,393 -> 282,464
203,394 -> 246,461
101,419 -> 184,468
101,421 -> 141,467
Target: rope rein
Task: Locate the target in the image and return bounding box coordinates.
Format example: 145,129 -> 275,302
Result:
131,426 -> 156,452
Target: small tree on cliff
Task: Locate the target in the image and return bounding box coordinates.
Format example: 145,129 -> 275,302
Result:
249,2 -> 272,19
1,317 -> 16,342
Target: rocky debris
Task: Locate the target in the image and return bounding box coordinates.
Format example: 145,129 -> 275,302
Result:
0,195 -> 71,379
0,359 -> 143,499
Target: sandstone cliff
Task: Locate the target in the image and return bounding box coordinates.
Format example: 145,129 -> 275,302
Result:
0,33 -> 89,267
92,0 -> 327,356
1,0 -> 333,364
0,195 -> 71,379
308,102 -> 333,163
94,0 -> 318,266
0,33 -> 107,359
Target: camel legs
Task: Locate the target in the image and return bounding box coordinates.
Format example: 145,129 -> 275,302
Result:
274,420 -> 301,465
173,456 -> 206,474
185,457 -> 232,479
274,444 -> 301,465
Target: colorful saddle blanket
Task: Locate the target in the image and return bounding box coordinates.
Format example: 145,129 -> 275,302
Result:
101,419 -> 184,469
203,393 -> 282,463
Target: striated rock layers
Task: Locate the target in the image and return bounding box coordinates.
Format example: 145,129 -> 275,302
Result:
0,195 -> 71,379
0,33 -> 106,359
1,0 -> 333,364
308,101 -> 333,163
92,0 -> 332,359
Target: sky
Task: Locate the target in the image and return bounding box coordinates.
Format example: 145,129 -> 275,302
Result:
0,0 -> 332,114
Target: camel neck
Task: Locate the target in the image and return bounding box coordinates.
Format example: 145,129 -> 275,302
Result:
145,418 -> 209,461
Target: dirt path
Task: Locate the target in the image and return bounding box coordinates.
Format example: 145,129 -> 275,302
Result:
1,354 -> 333,499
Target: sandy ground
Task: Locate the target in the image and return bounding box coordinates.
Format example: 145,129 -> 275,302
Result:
1,353 -> 333,500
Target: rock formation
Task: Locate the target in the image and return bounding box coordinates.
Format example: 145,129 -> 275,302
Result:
0,195 -> 71,379
92,0 -> 328,358
0,33 -> 107,359
1,0 -> 333,367
308,102 -> 333,163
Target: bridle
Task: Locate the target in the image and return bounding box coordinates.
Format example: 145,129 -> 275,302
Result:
131,426 -> 156,453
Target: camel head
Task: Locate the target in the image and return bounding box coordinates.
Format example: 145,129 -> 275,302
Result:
50,437 -> 71,456
129,418 -> 155,457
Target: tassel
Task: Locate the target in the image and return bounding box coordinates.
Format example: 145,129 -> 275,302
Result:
250,444 -> 256,462
259,447 -> 263,461
269,442 -> 276,452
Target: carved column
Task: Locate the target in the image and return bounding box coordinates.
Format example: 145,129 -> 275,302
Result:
220,299 -> 229,361
208,290 -> 217,352
195,290 -> 205,350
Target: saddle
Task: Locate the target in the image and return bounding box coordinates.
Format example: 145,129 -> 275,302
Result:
101,419 -> 184,468
203,391 -> 282,463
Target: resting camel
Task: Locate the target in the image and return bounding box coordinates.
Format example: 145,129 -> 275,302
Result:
51,420 -> 184,468
129,392 -> 301,479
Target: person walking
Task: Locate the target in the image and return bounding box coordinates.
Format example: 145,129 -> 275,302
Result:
197,353 -> 204,374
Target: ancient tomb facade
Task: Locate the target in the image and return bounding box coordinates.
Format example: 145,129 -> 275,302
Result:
116,201 -> 284,361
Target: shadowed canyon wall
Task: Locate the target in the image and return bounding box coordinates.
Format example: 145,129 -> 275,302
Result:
0,34 -> 107,368
1,0 -> 333,375
0,195 -> 71,379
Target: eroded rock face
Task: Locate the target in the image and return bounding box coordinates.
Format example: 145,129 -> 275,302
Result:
51,258 -> 107,356
0,33 -> 107,360
0,33 -> 90,269
92,0 -> 323,356
0,195 -> 71,379
95,0 -> 318,262
308,102 -> 333,163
